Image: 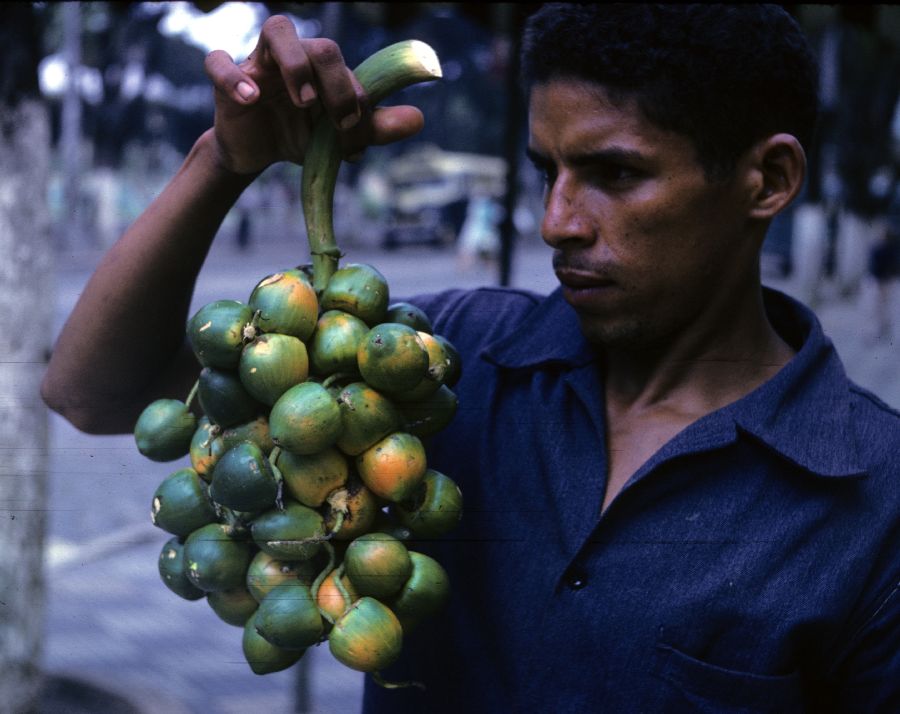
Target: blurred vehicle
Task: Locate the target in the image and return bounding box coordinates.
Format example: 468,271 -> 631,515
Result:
380,144 -> 507,250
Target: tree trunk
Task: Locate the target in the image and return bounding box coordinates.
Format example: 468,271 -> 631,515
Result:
0,95 -> 53,712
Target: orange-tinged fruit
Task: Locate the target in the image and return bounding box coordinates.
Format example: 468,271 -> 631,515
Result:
277,447 -> 349,508
249,269 -> 318,341
328,596 -> 402,673
356,431 -> 427,502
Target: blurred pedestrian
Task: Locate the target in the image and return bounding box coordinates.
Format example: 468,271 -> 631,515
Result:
792,6 -> 900,306
867,183 -> 900,339
456,182 -> 502,270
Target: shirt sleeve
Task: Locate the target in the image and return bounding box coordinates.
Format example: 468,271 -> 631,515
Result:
831,578 -> 900,713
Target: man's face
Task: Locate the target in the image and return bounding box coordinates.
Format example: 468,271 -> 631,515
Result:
528,79 -> 758,349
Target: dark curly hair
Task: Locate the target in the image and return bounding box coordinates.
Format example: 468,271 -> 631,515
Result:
521,3 -> 820,180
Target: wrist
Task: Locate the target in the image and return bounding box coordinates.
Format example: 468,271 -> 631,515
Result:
191,129 -> 262,188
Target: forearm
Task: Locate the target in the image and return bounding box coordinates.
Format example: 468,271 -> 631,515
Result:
42,130 -> 256,434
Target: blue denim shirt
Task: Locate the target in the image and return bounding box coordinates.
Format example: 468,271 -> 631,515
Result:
363,286 -> 900,713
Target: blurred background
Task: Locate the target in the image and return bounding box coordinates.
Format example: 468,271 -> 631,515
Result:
1,3 -> 899,713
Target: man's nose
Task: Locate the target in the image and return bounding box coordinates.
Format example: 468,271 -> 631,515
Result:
541,176 -> 593,248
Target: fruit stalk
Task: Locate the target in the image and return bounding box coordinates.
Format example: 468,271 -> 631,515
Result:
302,41 -> 443,293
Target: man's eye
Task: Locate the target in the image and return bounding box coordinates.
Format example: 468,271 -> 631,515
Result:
594,164 -> 640,185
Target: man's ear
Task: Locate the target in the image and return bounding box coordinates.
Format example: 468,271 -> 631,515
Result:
745,133 -> 806,220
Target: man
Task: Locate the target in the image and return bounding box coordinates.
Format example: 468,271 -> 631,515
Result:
42,4 -> 899,712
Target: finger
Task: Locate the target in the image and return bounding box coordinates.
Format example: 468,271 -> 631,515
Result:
255,15 -> 315,107
303,39 -> 362,130
204,50 -> 259,105
370,105 -> 425,146
339,105 -> 424,163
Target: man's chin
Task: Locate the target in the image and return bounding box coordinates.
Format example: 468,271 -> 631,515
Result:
575,313 -> 656,351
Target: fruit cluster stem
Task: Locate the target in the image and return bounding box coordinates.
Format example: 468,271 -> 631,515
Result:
301,40 -> 442,293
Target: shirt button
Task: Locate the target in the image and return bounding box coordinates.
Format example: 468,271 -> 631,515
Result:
564,566 -> 588,590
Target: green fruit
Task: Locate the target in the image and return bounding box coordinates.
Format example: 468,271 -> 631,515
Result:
328,596 -> 402,673
269,381 -> 342,455
209,442 -> 279,513
334,382 -> 403,456
355,431 -> 427,503
183,523 -> 254,593
393,469 -> 463,538
245,550 -> 319,603
308,310 -> 368,377
158,536 -> 205,601
250,500 -> 326,561
400,385 -> 458,438
134,398 -> 197,462
255,583 -> 324,650
357,323 -> 429,395
187,300 -> 255,369
384,301 -> 433,333
248,269 -> 318,341
198,367 -> 260,428
320,263 -> 390,326
151,467 -> 218,537
344,532 -> 412,600
387,551 -> 450,631
240,333 -> 309,406
242,610 -> 305,675
207,587 -> 259,627
276,447 -> 349,508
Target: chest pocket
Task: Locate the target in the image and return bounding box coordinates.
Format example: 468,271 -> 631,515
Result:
652,644 -> 806,713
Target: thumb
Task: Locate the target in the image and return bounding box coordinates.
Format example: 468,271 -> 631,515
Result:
370,105 -> 425,146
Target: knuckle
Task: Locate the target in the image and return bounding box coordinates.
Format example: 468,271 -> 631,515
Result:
262,14 -> 292,33
307,38 -> 343,66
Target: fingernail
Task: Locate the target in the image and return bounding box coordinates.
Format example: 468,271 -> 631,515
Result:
237,81 -> 256,100
340,111 -> 361,130
299,83 -> 316,104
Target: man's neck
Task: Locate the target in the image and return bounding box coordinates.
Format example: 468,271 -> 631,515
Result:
603,284 -> 795,420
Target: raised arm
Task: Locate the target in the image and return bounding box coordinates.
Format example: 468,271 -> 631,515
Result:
41,15 -> 423,434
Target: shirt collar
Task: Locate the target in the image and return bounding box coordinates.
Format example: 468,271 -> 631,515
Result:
481,286 -> 865,479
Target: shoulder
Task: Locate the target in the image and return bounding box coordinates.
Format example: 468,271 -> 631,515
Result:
406,287 -> 545,348
848,383 -> 900,474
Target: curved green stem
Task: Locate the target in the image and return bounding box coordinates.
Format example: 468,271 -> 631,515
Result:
334,562 -> 353,611
311,541 -> 337,624
302,41 -> 442,293
184,379 -> 200,410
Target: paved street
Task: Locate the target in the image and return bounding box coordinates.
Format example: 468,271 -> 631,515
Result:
40,229 -> 900,713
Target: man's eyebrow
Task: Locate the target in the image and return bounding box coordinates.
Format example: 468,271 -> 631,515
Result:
526,146 -> 648,167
